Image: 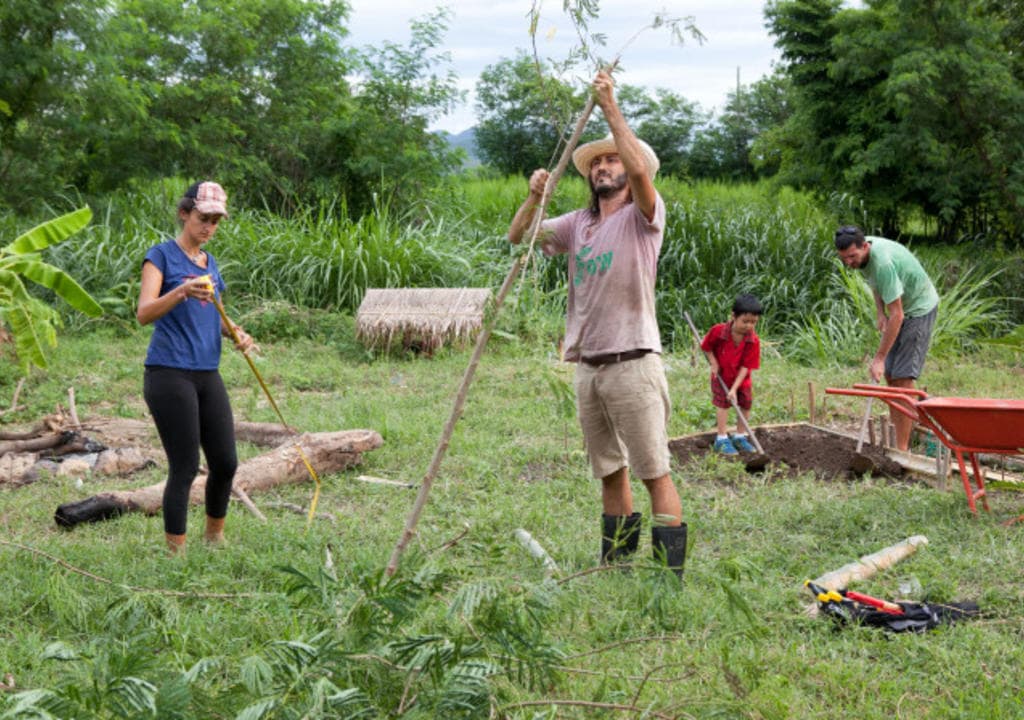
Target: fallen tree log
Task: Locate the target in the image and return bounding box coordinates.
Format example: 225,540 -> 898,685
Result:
234,421 -> 294,446
53,429 -> 383,528
1,419 -> 316,487
79,417 -> 295,448
0,432 -> 73,456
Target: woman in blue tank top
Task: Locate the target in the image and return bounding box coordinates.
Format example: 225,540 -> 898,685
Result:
136,181 -> 254,555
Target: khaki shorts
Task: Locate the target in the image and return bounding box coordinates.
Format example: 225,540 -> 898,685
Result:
574,352 -> 672,480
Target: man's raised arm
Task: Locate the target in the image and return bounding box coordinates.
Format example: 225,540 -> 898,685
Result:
592,70 -> 657,220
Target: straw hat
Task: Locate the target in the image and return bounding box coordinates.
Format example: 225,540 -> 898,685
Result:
572,133 -> 660,180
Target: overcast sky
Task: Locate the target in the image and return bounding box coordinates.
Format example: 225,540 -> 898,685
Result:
345,0 -> 783,134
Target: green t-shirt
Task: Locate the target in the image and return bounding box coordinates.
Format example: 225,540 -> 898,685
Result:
861,236 -> 939,317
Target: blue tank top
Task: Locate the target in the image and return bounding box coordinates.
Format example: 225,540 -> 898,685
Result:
143,239 -> 226,370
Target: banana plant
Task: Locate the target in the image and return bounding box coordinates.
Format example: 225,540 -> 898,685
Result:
0,206 -> 103,370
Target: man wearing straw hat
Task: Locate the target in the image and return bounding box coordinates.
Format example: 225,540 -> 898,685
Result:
508,70 -> 687,577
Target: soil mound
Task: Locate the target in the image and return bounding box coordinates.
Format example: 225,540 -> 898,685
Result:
669,424 -> 904,479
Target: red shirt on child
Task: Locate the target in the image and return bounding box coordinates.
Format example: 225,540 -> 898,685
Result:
700,321 -> 760,389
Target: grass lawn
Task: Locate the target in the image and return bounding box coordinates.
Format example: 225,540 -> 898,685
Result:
1,323 -> 1023,718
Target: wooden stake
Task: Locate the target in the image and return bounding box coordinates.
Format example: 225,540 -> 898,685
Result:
67,387 -> 81,429
231,486 -> 267,522
10,378 -> 25,410
808,382 -> 816,425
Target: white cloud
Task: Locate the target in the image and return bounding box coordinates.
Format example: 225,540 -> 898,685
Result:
346,0 -> 781,133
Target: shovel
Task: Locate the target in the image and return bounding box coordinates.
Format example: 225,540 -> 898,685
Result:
683,312 -> 769,471
850,379 -> 878,475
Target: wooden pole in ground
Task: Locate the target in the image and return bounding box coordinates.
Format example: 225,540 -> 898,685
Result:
385,70 -> 611,577
808,382 -> 816,425
67,387 -> 81,429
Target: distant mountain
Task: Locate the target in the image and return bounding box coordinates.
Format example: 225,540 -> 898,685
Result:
437,127 -> 480,168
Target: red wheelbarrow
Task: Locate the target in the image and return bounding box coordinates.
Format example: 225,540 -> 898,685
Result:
825,385 -> 1024,514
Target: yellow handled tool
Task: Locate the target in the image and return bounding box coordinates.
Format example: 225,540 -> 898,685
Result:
212,293 -> 322,527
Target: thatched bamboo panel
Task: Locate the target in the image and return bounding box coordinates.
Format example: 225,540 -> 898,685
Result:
356,288 -> 491,354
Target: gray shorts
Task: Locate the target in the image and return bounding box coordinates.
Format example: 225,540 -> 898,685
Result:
886,305 -> 937,380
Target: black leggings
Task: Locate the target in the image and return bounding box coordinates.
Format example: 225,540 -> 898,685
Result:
144,367 -> 238,535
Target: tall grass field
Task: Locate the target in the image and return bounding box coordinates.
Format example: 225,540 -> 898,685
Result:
1,178 -> 1023,719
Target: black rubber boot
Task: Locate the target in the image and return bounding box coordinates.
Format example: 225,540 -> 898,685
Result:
651,523 -> 688,578
601,512 -> 642,564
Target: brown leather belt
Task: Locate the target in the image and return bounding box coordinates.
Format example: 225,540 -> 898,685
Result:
580,349 -> 652,366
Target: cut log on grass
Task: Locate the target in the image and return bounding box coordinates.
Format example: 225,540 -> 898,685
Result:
812,535 -> 928,592
53,429 -> 383,528
234,421 -> 296,447
82,417 -> 296,448
0,432 -> 71,456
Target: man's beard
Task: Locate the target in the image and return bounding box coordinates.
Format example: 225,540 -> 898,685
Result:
591,172 -> 628,197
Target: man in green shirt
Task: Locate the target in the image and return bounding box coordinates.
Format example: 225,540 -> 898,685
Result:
834,225 -> 939,451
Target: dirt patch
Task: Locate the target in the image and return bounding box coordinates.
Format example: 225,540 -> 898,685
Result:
669,424 -> 905,479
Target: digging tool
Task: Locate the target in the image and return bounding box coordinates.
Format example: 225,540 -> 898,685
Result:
850,379 -> 879,475
682,311 -> 768,470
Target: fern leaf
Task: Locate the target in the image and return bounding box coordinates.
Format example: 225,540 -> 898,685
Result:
107,676 -> 158,718
327,687 -> 377,719
154,674 -> 192,720
234,697 -> 278,720
447,581 -> 499,620
239,656 -> 275,696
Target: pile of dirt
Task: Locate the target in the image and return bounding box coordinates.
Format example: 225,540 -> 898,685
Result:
669,423 -> 905,479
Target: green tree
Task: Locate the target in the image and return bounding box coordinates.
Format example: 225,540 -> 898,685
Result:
767,0 -> 1024,239
473,53 -> 584,177
691,71 -> 792,180
764,0 -> 847,195
1,1 -> 463,217
612,85 -> 706,178
0,0 -> 104,207
322,8 -> 465,215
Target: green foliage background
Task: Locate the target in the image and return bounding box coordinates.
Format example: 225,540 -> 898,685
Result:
34,176 -> 1018,367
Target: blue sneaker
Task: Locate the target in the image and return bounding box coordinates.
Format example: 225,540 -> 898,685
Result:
713,436 -> 738,455
732,434 -> 756,453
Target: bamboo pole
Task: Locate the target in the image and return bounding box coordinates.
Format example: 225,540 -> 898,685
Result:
385,71 -> 610,577
812,535 -> 928,591
514,528 -> 560,577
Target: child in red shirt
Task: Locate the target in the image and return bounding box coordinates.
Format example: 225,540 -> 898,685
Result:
700,294 -> 763,454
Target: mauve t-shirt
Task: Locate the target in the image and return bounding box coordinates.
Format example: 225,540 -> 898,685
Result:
541,194 -> 665,361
